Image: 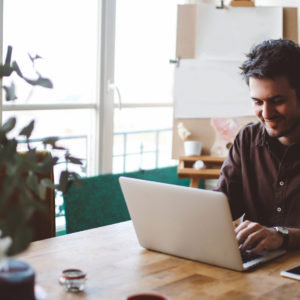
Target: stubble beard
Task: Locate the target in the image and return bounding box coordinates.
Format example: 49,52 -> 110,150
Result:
263,113 -> 300,140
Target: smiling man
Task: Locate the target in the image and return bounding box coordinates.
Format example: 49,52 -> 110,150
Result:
216,39 -> 300,254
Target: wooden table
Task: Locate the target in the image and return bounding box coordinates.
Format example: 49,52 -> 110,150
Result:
18,221 -> 300,299
178,156 -> 226,188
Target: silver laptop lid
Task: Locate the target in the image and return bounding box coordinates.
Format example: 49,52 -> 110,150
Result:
119,176 -> 244,271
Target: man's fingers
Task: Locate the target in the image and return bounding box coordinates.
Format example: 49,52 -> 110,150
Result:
248,240 -> 267,255
240,228 -> 265,251
235,220 -> 251,233
238,225 -> 284,254
236,221 -> 261,245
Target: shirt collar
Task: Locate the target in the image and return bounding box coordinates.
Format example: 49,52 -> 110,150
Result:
256,122 -> 269,147
255,123 -> 300,149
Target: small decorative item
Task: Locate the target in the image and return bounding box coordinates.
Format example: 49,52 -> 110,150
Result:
177,122 -> 191,141
177,122 -> 202,156
184,140 -> 202,156
193,160 -> 206,170
0,259 -> 35,300
210,118 -> 241,157
59,269 -> 86,292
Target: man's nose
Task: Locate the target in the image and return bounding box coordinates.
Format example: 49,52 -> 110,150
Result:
262,102 -> 274,119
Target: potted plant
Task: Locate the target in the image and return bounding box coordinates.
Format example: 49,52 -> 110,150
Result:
0,46 -> 81,299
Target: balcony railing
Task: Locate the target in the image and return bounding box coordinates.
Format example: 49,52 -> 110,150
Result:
16,128 -> 174,234
113,128 -> 173,173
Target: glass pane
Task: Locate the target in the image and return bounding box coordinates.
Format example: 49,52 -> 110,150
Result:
115,0 -> 177,104
141,153 -> 156,170
126,133 -> 156,154
125,154 -> 142,172
113,156 -> 125,174
158,131 -> 177,167
114,107 -> 173,132
3,0 -> 98,105
2,109 -> 95,177
113,134 -> 124,156
113,107 -> 174,173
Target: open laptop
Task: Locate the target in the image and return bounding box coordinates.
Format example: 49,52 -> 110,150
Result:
119,177 -> 286,271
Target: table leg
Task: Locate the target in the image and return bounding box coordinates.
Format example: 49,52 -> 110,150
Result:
190,177 -> 200,188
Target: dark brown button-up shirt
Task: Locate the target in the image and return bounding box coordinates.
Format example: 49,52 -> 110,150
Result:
215,122 -> 300,228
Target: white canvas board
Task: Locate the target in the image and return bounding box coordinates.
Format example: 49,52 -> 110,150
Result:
174,59 -> 254,118
195,4 -> 283,61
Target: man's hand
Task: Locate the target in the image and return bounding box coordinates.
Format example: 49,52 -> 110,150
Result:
235,220 -> 283,254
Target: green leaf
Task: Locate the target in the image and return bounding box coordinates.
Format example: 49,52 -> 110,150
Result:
0,64 -> 14,77
0,202 -> 33,256
36,155 -> 58,174
54,146 -> 67,150
19,120 -> 35,138
24,75 -> 53,89
42,137 -> 66,150
28,53 -> 42,63
25,148 -> 37,161
8,226 -> 33,256
38,184 -> 46,200
3,82 -> 17,101
41,178 -> 55,189
42,136 -> 59,147
68,172 -> 82,189
38,178 -> 55,200
4,45 -> 12,66
11,61 -> 23,77
67,156 -> 82,165
0,46 -> 14,77
1,117 -> 16,133
57,171 -> 70,192
26,172 -> 39,196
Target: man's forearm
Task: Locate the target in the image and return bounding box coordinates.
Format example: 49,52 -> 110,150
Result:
288,228 -> 300,249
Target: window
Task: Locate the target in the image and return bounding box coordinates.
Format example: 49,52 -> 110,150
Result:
1,0 -> 179,232
2,0 -> 101,233
112,0 -> 178,173
2,0 -> 100,175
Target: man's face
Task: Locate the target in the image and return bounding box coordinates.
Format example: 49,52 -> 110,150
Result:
249,76 -> 300,144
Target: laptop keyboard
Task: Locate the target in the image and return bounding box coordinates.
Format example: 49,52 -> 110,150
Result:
241,250 -> 262,263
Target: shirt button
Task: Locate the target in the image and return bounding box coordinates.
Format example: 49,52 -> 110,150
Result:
277,207 -> 282,212
279,181 -> 285,186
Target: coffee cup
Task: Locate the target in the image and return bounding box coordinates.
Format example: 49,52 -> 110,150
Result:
126,293 -> 170,300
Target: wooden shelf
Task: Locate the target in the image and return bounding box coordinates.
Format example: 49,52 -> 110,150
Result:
178,156 -> 226,188
230,0 -> 255,7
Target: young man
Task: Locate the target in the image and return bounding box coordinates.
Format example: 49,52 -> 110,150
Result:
215,39 -> 300,254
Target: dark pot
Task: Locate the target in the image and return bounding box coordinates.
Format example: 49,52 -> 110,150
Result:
0,258 -> 35,300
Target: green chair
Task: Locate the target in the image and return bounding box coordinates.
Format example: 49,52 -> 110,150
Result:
63,166 -> 197,234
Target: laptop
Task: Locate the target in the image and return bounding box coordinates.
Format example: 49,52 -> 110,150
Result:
119,177 -> 286,271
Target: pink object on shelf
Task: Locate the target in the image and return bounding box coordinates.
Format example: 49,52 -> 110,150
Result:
210,118 -> 241,156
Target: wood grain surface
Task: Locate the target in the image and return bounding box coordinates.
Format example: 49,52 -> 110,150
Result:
18,221 -> 300,300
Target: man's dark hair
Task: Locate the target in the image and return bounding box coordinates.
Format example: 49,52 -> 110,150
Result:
240,39 -> 300,99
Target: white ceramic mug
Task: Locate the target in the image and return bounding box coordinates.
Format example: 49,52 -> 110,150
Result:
184,141 -> 202,156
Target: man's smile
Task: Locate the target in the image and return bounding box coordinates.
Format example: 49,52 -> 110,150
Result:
263,117 -> 283,128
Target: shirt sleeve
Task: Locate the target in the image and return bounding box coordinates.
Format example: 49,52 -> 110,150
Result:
215,130 -> 245,220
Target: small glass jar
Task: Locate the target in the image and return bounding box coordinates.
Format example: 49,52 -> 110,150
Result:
59,269 -> 86,292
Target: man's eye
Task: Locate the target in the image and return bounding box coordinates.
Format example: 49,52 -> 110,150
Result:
272,99 -> 285,105
253,100 -> 263,106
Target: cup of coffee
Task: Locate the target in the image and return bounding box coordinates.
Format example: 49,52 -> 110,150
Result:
126,293 -> 170,300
